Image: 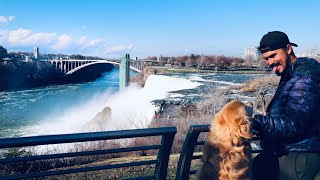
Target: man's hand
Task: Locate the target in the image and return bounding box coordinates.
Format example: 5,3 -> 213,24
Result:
250,115 -> 263,137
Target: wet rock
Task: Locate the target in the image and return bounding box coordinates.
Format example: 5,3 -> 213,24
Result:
82,106 -> 112,132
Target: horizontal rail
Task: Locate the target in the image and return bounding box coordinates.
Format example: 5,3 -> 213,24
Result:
189,124 -> 210,133
0,127 -> 176,148
195,141 -> 205,145
124,175 -> 156,180
0,126 -> 177,179
192,155 -> 202,160
0,145 -> 161,164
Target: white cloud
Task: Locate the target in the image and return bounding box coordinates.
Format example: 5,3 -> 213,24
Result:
28,32 -> 57,44
106,44 -> 134,54
0,24 -> 135,57
0,16 -> 15,27
0,29 -> 9,42
78,36 -> 87,44
67,36 -> 104,51
51,35 -> 106,54
8,28 -> 32,44
0,16 -> 7,23
88,39 -> 103,46
8,16 -> 15,21
6,28 -> 56,45
51,34 -> 73,50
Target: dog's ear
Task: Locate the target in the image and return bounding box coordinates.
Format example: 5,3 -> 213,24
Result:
239,123 -> 251,139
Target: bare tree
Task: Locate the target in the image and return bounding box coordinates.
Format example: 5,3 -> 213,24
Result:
197,55 -> 207,69
174,56 -> 188,66
244,55 -> 254,67
146,56 -> 157,61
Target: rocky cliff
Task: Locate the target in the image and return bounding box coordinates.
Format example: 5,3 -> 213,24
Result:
82,106 -> 112,132
130,66 -> 168,87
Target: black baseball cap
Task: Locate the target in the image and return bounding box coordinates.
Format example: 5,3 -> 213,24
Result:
258,31 -> 298,53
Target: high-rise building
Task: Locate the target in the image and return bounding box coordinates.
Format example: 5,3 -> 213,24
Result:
34,47 -> 39,59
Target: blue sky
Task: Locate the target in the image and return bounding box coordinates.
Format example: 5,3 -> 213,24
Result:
0,0 -> 319,58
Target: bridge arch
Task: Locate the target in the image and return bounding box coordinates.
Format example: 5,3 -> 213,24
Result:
66,61 -> 141,75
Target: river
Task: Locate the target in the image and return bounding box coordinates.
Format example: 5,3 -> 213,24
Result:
0,69 -> 262,138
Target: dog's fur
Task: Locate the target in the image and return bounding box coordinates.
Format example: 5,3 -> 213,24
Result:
198,100 -> 253,180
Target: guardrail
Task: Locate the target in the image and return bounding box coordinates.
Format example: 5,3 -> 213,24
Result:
175,124 -> 262,180
0,127 -> 177,180
175,124 -> 209,180
0,125 -> 264,179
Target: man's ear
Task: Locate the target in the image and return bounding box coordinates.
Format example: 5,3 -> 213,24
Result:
286,44 -> 293,55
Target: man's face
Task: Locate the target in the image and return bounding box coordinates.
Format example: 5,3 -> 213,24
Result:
262,48 -> 289,76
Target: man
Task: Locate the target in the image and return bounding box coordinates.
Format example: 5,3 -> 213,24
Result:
251,31 -> 320,180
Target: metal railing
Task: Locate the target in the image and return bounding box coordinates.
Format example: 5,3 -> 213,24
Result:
175,124 -> 210,180
0,127 -> 176,180
175,124 -> 262,180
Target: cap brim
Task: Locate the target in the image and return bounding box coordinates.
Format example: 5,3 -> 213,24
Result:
290,43 -> 298,47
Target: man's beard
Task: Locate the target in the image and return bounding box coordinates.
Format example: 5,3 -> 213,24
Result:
278,57 -> 291,76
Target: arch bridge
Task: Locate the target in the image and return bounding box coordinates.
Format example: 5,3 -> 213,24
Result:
44,59 -> 145,75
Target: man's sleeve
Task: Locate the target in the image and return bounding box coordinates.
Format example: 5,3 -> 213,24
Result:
253,75 -> 319,141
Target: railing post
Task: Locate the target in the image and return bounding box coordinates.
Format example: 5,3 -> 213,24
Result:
175,125 -> 209,180
154,129 -> 176,180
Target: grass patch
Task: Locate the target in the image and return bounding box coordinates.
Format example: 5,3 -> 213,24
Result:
41,153 -> 202,179
45,152 -> 320,180
240,74 -> 279,93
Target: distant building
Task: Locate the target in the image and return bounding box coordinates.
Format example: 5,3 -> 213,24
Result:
34,47 -> 39,59
25,56 -> 31,62
157,54 -> 163,62
244,47 -> 259,61
3,57 -> 11,61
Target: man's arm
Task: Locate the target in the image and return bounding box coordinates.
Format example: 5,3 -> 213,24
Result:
252,75 -> 319,141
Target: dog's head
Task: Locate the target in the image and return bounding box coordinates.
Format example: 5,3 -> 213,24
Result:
211,100 -> 253,146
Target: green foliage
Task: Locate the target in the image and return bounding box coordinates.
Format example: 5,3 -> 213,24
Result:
190,53 -> 200,60
0,46 -> 8,60
70,54 -> 86,59
0,61 -> 65,90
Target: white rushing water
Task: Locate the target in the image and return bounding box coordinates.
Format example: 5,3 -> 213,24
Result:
1,72 -> 261,139
25,74 -> 203,136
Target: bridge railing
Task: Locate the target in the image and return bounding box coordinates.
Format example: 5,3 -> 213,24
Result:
0,127 -> 176,180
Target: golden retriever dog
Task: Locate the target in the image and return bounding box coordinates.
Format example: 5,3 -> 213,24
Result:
198,100 -> 253,180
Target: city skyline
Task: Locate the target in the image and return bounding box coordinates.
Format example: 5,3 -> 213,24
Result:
0,0 -> 320,58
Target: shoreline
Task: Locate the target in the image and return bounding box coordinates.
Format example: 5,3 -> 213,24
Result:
130,66 -> 271,88
147,66 -> 271,74
149,72 -> 279,127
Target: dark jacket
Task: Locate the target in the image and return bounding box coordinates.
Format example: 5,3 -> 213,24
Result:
254,57 -> 320,156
